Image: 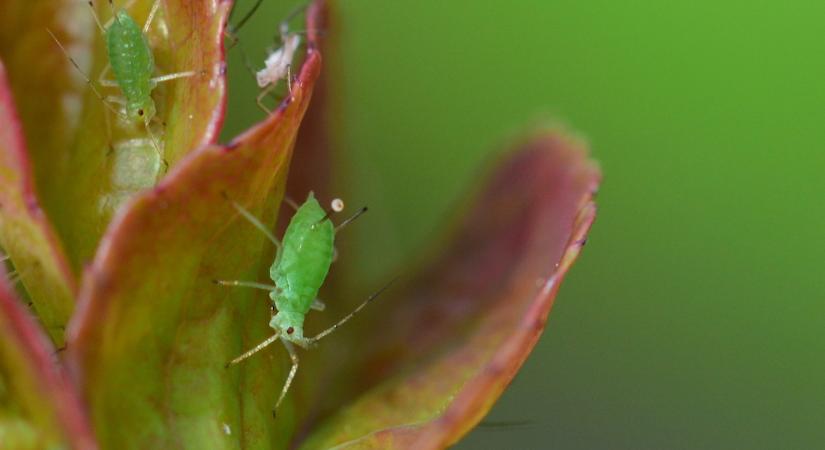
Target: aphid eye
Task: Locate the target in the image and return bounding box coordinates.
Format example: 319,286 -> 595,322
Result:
286,327 -> 294,335
138,109 -> 144,116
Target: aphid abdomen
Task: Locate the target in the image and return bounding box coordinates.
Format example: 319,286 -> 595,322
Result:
272,193 -> 334,317
107,10 -> 155,117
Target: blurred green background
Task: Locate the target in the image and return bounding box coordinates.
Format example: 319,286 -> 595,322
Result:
222,0 -> 825,448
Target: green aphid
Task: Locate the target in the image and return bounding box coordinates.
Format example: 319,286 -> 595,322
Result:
216,193 -> 389,416
48,0 -> 199,159
105,8 -> 159,123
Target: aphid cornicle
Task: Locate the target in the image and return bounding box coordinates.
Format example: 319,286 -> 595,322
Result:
216,193 -> 389,416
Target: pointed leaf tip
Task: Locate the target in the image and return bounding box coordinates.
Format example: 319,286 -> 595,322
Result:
300,131 -> 600,449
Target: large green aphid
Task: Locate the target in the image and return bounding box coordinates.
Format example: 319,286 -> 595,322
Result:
48,0 -> 198,158
216,193 -> 387,415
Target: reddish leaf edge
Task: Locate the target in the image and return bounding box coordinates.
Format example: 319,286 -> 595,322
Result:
0,59 -> 78,336
0,61 -> 78,292
314,132 -> 601,449
418,135 -> 599,448
416,199 -> 597,449
0,272 -> 96,449
193,0 -> 232,148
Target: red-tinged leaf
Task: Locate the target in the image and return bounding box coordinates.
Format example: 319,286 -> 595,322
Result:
0,60 -> 76,346
0,0 -> 89,221
156,0 -> 231,160
297,132 -> 601,449
0,271 -> 95,449
52,0 -> 232,272
65,45 -> 322,450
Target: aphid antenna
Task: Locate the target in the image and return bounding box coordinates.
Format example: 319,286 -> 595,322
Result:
305,276 -> 397,344
86,1 -> 106,33
226,0 -> 264,44
282,195 -> 300,212
46,29 -> 124,120
107,0 -> 121,25
334,206 -> 368,233
313,198 -> 358,228
275,1 -> 311,38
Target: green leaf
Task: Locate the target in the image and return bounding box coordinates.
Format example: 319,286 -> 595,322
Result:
0,60 -> 76,345
297,132 -> 601,449
65,49 -> 322,449
0,271 -> 95,449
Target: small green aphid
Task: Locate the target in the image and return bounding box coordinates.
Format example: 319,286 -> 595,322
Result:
48,0 -> 199,158
215,193 -> 389,415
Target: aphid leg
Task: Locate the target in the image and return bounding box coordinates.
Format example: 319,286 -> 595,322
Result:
237,42 -> 257,78
225,331 -> 281,368
228,199 -> 283,252
286,64 -> 293,95
150,71 -> 199,85
97,64 -> 118,87
305,279 -> 396,344
234,43 -> 281,106
256,84 -> 276,114
274,339 -> 299,416
142,0 -> 162,33
46,29 -> 123,119
142,114 -> 168,171
225,0 -> 264,47
213,279 -> 278,292
104,95 -> 125,106
310,298 -> 326,311
105,95 -> 126,119
107,0 -> 121,25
